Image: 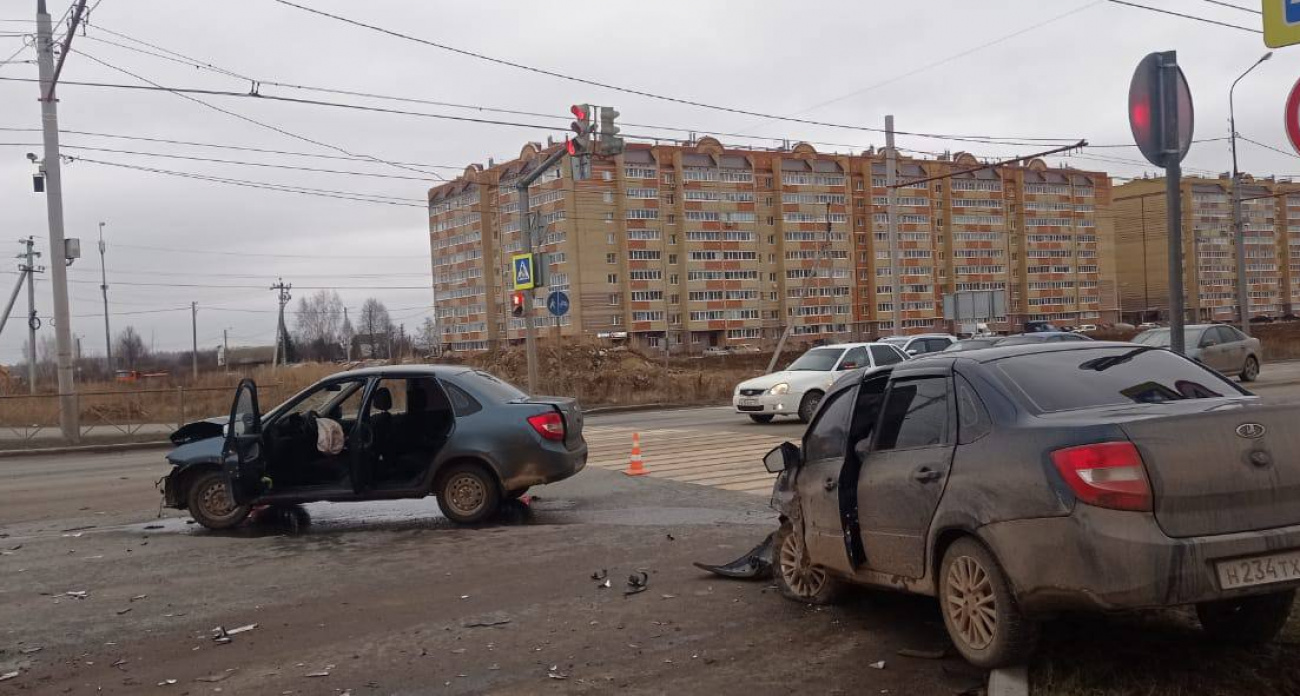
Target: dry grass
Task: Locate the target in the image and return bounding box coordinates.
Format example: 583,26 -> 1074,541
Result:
1033,600 -> 1300,696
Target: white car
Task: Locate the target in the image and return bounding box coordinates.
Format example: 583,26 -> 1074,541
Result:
733,342 -> 909,423
1073,324 -> 1098,334
878,333 -> 958,357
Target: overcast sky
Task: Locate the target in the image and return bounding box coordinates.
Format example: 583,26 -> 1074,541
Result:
0,0 -> 1293,366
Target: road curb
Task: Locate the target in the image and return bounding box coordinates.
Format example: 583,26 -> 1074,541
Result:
0,440 -> 171,458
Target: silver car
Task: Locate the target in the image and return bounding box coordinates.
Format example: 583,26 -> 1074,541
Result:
1133,324 -> 1262,382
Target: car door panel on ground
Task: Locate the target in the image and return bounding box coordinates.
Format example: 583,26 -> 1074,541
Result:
854,373 -> 955,579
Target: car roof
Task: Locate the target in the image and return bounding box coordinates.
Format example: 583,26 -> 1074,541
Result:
325,364 -> 474,380
1140,324 -> 1213,331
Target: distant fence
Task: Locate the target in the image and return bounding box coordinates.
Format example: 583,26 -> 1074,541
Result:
0,384 -> 287,445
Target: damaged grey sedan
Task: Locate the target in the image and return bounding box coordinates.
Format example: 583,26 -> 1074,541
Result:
761,342 -> 1300,668
161,366 -> 586,529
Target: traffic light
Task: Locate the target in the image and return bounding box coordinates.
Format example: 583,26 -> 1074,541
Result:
568,104 -> 593,181
598,106 -> 624,156
511,291 -> 526,318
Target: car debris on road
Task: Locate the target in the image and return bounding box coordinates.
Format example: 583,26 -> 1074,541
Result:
693,532 -> 774,580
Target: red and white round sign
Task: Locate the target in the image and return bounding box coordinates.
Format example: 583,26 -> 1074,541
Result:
1287,77 -> 1300,156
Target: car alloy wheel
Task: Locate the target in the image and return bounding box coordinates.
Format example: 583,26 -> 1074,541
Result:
778,527 -> 828,598
1241,356 -> 1259,382
446,472 -> 488,518
945,554 -> 998,651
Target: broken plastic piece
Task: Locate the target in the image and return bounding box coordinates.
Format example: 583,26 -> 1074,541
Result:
869,661 -> 886,670
461,612 -> 511,628
590,569 -> 608,581
624,571 -> 650,596
692,532 -> 775,580
0,671 -> 18,682
897,648 -> 947,660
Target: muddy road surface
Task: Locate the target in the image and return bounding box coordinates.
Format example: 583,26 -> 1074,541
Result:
0,449 -> 976,695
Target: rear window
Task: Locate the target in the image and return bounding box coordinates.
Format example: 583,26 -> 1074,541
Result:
994,347 -> 1244,413
463,371 -> 528,402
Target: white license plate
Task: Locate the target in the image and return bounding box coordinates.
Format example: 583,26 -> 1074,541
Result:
1216,550 -> 1300,590
739,398 -> 759,407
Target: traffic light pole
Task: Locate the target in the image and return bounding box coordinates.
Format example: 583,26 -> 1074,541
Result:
516,146 -> 569,395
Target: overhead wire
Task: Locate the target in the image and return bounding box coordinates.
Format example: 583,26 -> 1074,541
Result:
269,0 -> 1087,147
1200,0 -> 1261,15
71,48 -> 447,180
1105,0 -> 1263,33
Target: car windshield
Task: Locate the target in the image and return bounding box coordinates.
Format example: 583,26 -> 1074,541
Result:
1132,328 -> 1202,347
787,348 -> 846,371
995,346 -> 1243,412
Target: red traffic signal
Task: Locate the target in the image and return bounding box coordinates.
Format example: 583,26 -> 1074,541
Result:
511,291 -> 526,317
571,104 -> 590,121
566,138 -> 578,156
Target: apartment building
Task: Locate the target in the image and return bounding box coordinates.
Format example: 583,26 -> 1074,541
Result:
1113,175 -> 1300,323
429,139 -> 1114,352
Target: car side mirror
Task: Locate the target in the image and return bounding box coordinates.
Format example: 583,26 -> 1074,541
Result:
764,441 -> 802,473
839,362 -> 856,370
907,348 -> 920,356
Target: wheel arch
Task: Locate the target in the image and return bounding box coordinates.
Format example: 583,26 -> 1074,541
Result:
167,461 -> 222,508
930,525 -> 982,593
433,455 -> 505,496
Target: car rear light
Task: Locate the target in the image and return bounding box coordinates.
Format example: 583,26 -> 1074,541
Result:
527,411 -> 565,441
1050,441 -> 1152,512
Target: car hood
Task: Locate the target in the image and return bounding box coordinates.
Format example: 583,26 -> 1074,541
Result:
167,435 -> 224,466
738,370 -> 837,392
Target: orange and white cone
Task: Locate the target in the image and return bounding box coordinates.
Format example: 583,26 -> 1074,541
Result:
624,432 -> 647,476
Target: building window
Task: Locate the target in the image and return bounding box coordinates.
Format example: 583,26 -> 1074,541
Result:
669,253 -> 678,264
607,233 -> 615,245
608,293 -> 621,305
605,212 -> 614,222
603,192 -> 614,203
602,171 -> 612,181
669,234 -> 677,244
606,253 -> 617,264
612,315 -> 622,325
670,273 -> 679,285
667,214 -> 677,224
608,274 -> 618,284
767,216 -> 775,226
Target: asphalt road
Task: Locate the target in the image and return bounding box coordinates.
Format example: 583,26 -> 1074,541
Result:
0,411 -> 977,696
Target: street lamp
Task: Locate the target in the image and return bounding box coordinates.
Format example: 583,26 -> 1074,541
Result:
1231,51 -> 1272,337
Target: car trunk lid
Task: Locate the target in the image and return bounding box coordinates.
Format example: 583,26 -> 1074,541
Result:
520,396 -> 584,449
1117,401 -> 1300,538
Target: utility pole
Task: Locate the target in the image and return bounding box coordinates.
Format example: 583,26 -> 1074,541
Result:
20,237 -> 41,394
1230,53 -> 1273,337
98,221 -> 111,370
222,328 -> 229,373
0,244 -> 33,343
36,0 -> 85,440
766,203 -> 833,373
270,278 -> 291,370
516,147 -> 569,394
885,114 -> 900,337
342,306 -> 351,361
190,301 -> 198,379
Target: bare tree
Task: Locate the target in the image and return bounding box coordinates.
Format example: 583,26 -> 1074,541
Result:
115,326 -> 147,370
416,317 -> 439,357
359,298 -> 392,359
292,289 -> 344,361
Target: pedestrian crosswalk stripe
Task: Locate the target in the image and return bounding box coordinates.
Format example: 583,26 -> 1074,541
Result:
584,425 -> 780,495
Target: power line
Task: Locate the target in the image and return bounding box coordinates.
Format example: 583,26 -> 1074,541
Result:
64,155 -> 428,207
271,0 -> 1086,147
0,127 -> 465,169
733,1 -> 1103,134
1200,0 -> 1261,15
65,278 -> 431,290
1239,136 -> 1300,160
1105,0 -> 1263,33
0,141 -> 437,180
104,242 -> 419,261
68,267 -> 431,280
72,48 -> 447,180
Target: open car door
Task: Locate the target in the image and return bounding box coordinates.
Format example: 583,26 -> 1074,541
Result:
221,378 -> 266,505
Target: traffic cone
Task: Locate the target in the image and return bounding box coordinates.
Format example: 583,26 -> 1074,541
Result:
624,432 -> 647,476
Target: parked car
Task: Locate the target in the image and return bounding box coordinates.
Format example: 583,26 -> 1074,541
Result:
703,346 -> 731,357
879,333 -> 958,357
1073,324 -> 1098,333
731,344 -> 762,354
1132,324 -> 1261,382
1023,320 -> 1057,333
733,342 -> 908,423
762,342 -> 1300,668
161,366 -> 587,529
1137,322 -> 1160,330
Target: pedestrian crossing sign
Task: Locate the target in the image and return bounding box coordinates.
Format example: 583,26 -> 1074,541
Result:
1264,0 -> 1300,48
512,253 -> 536,290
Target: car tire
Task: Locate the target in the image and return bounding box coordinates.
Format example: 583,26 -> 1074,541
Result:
1197,589 -> 1295,645
773,523 -> 843,605
797,391 -> 824,424
186,470 -> 251,531
939,537 -> 1038,669
749,414 -> 775,424
1239,355 -> 1260,383
436,462 -> 501,524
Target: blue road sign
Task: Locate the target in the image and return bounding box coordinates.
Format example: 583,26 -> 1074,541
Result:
511,253 -> 535,290
546,290 -> 570,317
